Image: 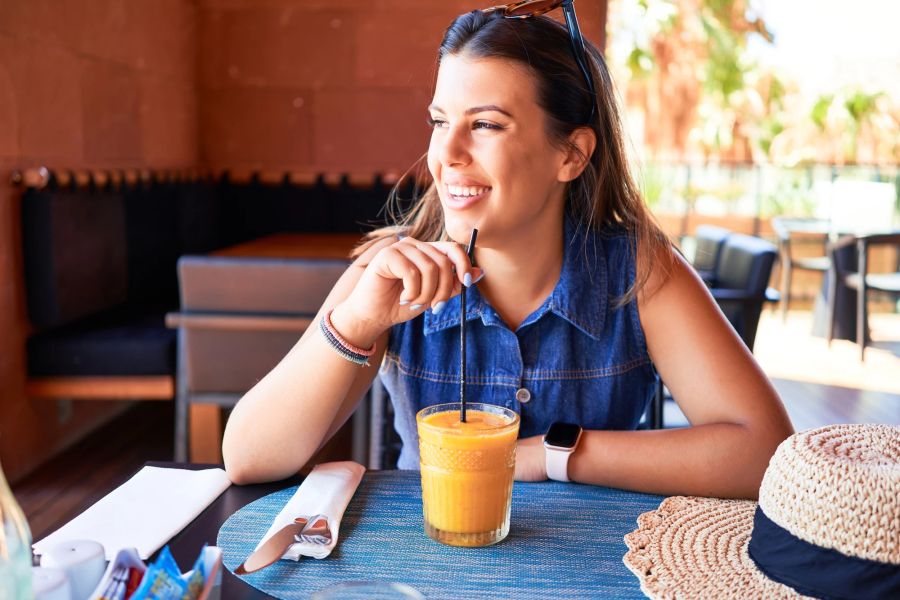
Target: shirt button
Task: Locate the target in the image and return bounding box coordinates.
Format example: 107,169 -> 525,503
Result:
515,388 -> 531,403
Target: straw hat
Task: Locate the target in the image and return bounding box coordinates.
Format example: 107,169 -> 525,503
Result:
623,424 -> 900,599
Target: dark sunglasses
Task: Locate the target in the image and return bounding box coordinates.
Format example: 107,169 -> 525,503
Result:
482,0 -> 597,124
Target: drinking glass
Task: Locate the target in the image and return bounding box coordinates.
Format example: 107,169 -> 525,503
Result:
416,403 -> 520,547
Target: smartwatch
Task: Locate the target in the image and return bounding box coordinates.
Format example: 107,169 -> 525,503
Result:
543,421 -> 583,482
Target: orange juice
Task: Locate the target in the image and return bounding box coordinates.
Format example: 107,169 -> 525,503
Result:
416,403 -> 520,547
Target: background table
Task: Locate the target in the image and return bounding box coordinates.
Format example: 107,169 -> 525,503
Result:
159,463 -> 663,599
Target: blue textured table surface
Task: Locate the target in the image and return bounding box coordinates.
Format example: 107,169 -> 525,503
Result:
217,471 -> 663,599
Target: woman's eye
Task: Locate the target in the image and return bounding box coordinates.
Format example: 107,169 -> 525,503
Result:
474,121 -> 503,130
426,117 -> 447,129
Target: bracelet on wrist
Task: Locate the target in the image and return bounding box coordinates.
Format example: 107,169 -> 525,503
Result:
320,308 -> 377,366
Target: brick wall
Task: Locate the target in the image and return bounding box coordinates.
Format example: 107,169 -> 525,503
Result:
0,0 -> 197,482
197,0 -> 607,174
0,0 -> 607,481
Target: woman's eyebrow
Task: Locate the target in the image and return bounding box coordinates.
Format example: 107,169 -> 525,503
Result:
428,104 -> 513,118
466,104 -> 512,117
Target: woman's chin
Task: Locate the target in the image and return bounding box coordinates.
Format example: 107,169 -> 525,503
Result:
443,214 -> 480,244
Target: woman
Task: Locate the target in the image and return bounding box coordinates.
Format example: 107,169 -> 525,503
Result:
223,3 -> 793,499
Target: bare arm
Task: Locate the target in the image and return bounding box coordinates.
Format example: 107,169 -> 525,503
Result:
516,251 -> 793,499
222,236 -> 480,484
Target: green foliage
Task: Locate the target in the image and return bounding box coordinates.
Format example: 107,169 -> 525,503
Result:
844,90 -> 883,123
760,170 -> 817,217
626,47 -> 656,78
700,13 -> 746,98
637,163 -> 670,208
810,95 -> 833,130
758,118 -> 785,156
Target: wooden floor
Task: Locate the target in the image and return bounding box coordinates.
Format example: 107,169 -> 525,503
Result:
13,309 -> 900,542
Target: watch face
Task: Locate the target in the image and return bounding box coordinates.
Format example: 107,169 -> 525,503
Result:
545,422 -> 582,448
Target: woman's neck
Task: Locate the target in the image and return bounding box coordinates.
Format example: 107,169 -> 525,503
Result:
473,219 -> 565,331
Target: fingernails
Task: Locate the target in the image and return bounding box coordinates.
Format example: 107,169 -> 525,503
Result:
410,304 -> 423,311
463,272 -> 472,288
473,270 -> 486,284
399,299 -> 410,306
433,301 -> 446,314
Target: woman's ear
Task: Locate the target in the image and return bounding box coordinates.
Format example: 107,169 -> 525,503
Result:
557,127 -> 597,182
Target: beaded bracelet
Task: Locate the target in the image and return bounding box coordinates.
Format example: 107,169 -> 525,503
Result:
320,309 -> 377,366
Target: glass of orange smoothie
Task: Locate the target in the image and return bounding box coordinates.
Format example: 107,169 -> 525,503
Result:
416,403 -> 520,547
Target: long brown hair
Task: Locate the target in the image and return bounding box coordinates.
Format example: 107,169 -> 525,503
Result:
356,9 -> 673,303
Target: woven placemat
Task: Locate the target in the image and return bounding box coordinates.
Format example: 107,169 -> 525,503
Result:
217,471 -> 663,599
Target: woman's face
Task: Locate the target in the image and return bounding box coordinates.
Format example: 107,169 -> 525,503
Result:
427,55 -> 571,247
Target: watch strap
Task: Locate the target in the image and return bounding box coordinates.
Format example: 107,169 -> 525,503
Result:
545,446 -> 572,482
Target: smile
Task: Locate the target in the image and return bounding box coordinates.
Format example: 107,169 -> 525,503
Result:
444,184 -> 491,209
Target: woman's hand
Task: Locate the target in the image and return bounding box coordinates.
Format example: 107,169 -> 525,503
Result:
331,237 -> 482,346
514,435 -> 548,482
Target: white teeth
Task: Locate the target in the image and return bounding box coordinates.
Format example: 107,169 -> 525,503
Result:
447,185 -> 489,197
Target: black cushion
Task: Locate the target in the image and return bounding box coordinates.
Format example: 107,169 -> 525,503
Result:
22,187 -> 128,328
216,174 -> 396,244
123,181 -> 180,306
176,180 -> 224,255
27,308 -> 175,376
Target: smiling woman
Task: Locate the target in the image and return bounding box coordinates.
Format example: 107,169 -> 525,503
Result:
222,1 -> 794,500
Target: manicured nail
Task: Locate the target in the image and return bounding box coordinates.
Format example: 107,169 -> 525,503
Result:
410,304 -> 423,311
473,270 -> 485,284
433,301 -> 446,314
399,299 -> 410,305
463,272 -> 472,288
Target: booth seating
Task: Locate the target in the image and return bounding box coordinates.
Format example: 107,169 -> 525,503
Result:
19,172 -> 398,409
20,179 -> 218,399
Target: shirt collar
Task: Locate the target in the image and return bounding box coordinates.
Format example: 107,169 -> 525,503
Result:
423,218 -> 608,339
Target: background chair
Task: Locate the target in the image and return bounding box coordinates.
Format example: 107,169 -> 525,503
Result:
690,225 -> 731,285
711,234 -> 781,349
827,233 -> 900,361
648,233 -> 780,429
167,256 -> 348,462
772,217 -> 830,320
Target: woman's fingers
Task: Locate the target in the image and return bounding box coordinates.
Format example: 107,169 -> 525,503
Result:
429,241 -> 480,286
374,246 -> 421,303
405,242 -> 457,311
369,238 -> 485,320
393,243 -> 442,309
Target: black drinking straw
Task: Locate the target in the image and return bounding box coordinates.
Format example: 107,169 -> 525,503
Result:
460,229 -> 478,423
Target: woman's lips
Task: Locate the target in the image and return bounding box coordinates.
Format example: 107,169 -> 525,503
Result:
443,183 -> 491,210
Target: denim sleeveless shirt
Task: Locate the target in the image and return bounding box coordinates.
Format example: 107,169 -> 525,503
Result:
379,219 -> 657,469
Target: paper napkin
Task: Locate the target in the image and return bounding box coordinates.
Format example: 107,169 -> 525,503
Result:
33,466 -> 232,561
254,461 -> 365,560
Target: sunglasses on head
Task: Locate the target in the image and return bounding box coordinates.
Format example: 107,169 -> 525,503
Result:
482,0 -> 597,124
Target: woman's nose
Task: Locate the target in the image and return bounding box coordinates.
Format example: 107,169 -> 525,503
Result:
438,126 -> 470,167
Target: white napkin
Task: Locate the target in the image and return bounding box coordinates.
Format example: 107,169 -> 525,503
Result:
254,461 -> 365,560
33,466 -> 231,561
